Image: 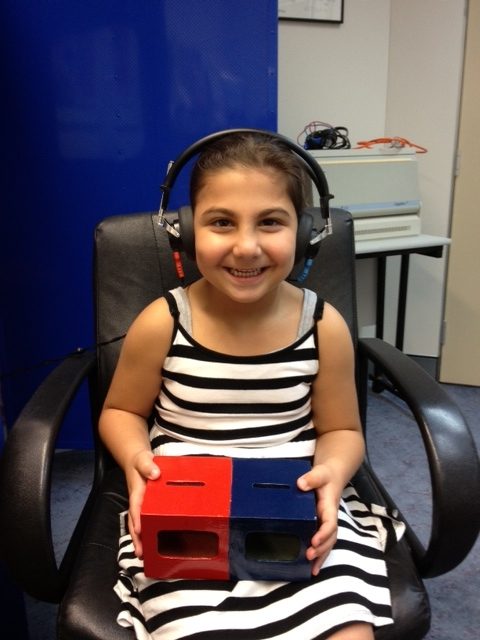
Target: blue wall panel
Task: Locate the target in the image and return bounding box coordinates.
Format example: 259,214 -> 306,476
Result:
0,1 -> 277,447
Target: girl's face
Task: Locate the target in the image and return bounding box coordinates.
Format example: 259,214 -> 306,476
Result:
193,166 -> 298,304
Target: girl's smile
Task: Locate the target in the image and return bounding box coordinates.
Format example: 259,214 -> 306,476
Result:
223,265 -> 269,289
226,267 -> 265,278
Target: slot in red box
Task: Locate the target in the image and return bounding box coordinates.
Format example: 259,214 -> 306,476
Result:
141,456 -> 232,580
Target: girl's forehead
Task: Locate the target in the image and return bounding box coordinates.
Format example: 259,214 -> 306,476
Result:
201,165 -> 287,187
193,164 -> 299,214
194,167 -> 296,215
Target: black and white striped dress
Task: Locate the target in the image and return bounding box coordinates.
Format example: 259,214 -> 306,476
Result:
115,286 -> 404,639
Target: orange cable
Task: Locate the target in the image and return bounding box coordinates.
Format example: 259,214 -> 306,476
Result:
355,137 -> 428,153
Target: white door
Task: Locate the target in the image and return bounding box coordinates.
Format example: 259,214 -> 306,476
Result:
440,0 -> 480,385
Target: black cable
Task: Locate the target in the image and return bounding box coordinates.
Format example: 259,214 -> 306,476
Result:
0,333 -> 126,380
304,126 -> 351,150
297,121 -> 351,150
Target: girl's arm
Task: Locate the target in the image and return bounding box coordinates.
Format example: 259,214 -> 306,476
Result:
297,302 -> 365,575
99,297 -> 174,557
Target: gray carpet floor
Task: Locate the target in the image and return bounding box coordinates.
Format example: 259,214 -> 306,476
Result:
23,382 -> 480,639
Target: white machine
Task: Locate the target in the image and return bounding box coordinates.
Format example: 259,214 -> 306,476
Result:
310,148 -> 422,241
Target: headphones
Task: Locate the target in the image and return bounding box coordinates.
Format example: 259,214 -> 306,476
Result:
157,129 -> 333,271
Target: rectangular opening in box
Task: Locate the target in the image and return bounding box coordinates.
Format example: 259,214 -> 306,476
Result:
166,481 -> 205,487
157,531 -> 219,558
245,532 -> 301,562
253,482 -> 290,490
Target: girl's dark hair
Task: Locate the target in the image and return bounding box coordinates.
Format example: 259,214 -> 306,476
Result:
189,132 -> 311,215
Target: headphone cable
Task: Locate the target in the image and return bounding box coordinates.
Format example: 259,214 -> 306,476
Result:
0,333 -> 126,381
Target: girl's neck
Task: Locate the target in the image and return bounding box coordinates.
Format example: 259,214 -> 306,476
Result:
187,279 -> 303,355
190,278 -> 289,320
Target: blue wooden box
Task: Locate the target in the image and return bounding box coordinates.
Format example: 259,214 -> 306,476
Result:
229,458 -> 317,580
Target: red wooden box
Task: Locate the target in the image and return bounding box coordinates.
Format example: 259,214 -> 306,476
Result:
141,456 -> 232,580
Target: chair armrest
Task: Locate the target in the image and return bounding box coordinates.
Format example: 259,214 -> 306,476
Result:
357,337 -> 480,578
0,350 -> 97,602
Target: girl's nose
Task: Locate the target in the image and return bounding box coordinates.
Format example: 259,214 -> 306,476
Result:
232,227 -> 262,258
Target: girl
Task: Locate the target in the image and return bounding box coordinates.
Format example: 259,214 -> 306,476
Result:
99,131 -> 402,639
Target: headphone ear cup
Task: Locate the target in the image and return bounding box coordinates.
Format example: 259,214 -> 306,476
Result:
295,211 -> 315,264
178,205 -> 195,260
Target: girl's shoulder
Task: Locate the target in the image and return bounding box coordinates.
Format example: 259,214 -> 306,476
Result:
123,295 -> 175,355
316,301 -> 353,346
134,294 -> 174,325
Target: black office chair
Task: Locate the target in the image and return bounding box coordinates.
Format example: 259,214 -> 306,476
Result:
1,209 -> 479,639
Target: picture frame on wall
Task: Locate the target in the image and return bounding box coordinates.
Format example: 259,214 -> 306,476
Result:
279,0 -> 344,24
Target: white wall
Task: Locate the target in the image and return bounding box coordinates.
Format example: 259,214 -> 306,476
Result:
278,1 -> 391,142
385,0 -> 466,355
278,0 -> 466,357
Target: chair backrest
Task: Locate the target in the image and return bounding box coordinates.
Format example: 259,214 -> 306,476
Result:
93,208 -> 357,406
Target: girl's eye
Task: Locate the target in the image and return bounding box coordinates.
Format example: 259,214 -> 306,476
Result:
260,218 -> 282,228
211,218 -> 233,228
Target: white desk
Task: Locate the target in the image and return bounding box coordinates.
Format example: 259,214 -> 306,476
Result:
355,234 -> 451,350
355,233 -> 451,257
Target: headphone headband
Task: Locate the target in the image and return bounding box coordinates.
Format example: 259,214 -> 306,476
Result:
158,128 -> 333,237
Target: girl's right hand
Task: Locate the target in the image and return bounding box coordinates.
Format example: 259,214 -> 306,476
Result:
126,450 -> 161,558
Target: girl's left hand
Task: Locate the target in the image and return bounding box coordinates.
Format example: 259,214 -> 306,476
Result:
297,464 -> 341,576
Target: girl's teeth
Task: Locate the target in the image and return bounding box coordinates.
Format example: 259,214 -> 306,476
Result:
230,268 -> 262,277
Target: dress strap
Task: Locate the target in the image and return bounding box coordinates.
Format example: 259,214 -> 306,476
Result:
164,290 -> 180,320
313,297 -> 325,322
165,287 -> 193,332
297,289 -> 325,337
